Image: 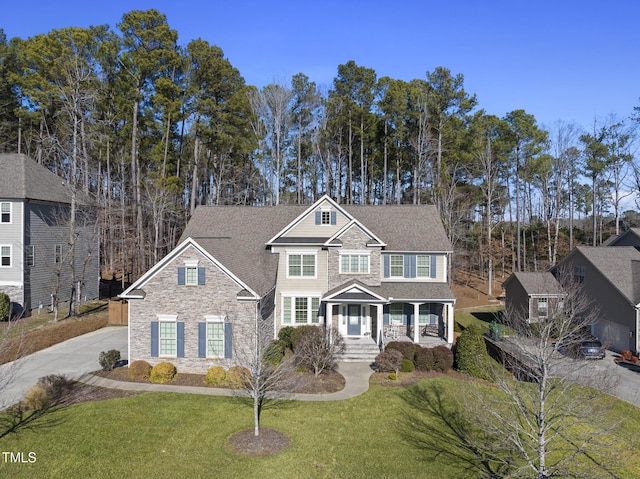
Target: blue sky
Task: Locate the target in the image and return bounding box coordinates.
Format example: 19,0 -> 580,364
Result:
2,0 -> 639,131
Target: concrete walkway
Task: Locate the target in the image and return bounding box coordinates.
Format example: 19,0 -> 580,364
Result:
79,361 -> 375,402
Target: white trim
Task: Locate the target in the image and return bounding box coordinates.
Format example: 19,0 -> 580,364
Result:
266,195 -> 353,245
157,314 -> 177,321
205,314 -> 227,322
184,259 -> 199,267
324,219 -> 387,247
286,251 -> 317,279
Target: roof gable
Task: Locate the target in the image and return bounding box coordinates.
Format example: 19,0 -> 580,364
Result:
503,272 -> 562,295
266,195 -> 352,245
120,238 -> 257,299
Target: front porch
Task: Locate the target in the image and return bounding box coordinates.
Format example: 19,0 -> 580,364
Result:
340,333 -> 449,362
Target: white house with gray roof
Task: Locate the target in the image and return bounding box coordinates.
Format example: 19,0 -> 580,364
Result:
0,153 -> 99,316
121,195 -> 455,371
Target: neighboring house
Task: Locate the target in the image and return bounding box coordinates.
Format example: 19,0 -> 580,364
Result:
121,195 -> 456,372
502,272 -> 565,323
0,154 -> 99,316
552,245 -> 640,353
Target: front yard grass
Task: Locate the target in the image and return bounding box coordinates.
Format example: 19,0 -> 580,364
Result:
455,305 -> 502,333
1,376 -> 638,479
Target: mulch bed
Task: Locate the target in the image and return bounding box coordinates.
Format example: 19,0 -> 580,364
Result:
227,428 -> 291,456
94,367 -> 346,394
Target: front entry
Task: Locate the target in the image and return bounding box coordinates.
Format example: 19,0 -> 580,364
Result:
347,305 -> 362,336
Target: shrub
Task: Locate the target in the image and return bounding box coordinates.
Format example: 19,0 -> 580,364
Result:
278,326 -> 296,350
388,372 -> 397,380
205,366 -> 226,385
400,358 -> 415,372
150,362 -> 177,384
432,345 -> 454,372
454,324 -> 492,380
99,349 -> 121,371
375,349 -> 403,374
264,339 -> 286,365
385,341 -> 417,361
0,292 -> 9,321
292,326 -> 345,376
226,365 -> 251,387
22,374 -> 73,410
128,360 -> 152,381
415,347 -> 435,371
290,325 -> 320,351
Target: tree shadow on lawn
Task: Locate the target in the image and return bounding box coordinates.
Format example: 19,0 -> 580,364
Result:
0,402 -> 69,439
470,310 -> 502,325
397,381 -> 516,478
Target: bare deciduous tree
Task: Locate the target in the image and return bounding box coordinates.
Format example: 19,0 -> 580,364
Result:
292,325 -> 345,377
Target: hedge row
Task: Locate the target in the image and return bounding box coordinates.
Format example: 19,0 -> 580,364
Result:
380,342 -> 454,373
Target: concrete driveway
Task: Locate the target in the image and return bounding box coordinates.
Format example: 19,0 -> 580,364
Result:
0,326 -> 127,409
575,350 -> 640,407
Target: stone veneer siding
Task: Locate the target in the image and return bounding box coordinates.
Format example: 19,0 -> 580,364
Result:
128,246 -> 261,374
327,225 -> 382,290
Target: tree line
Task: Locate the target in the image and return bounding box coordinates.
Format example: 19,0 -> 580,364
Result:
0,9 -> 637,286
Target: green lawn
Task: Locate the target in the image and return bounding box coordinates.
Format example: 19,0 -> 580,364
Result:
455,305 -> 502,333
1,376 -> 639,479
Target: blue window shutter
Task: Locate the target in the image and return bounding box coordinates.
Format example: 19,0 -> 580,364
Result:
198,267 -> 206,285
150,321 -> 159,357
315,211 -> 321,224
224,323 -> 233,359
430,255 -> 437,278
330,211 -> 336,225
177,322 -> 185,358
404,255 -> 416,278
198,322 -> 206,358
177,267 -> 185,285
403,303 -> 411,325
384,255 -> 390,278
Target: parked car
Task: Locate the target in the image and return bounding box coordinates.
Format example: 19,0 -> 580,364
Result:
575,339 -> 606,360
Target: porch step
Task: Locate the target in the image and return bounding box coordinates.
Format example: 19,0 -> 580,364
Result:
339,340 -> 380,363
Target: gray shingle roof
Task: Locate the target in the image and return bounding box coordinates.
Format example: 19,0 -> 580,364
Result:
0,153 -> 73,204
179,201 -> 453,297
506,272 -> 562,295
571,246 -> 640,304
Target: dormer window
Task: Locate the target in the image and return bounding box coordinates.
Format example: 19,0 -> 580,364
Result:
321,210 -> 331,225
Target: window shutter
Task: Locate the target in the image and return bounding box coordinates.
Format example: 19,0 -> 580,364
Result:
150,321 -> 159,357
198,322 -> 206,358
384,255 -> 390,278
404,255 -> 416,278
224,323 -> 233,359
198,267 -> 206,285
403,303 -> 412,325
177,267 -> 185,285
430,255 -> 437,278
315,211 -> 321,224
330,211 -> 336,225
177,322 -> 185,358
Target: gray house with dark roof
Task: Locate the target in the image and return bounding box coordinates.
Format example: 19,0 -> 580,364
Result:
503,272 -> 566,323
0,154 -> 99,316
553,245 -> 640,353
121,195 -> 455,372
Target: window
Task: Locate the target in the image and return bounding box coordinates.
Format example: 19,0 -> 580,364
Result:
282,295 -> 320,324
321,210 -> 331,225
1,202 -> 10,223
288,253 -> 316,277
186,266 -> 198,285
419,304 -> 436,324
573,266 -> 585,283
207,322 -> 225,357
55,244 -> 63,264
416,255 -> 430,277
390,255 -> 404,277
538,297 -> 548,318
315,209 -> 335,225
389,303 -> 403,325
159,321 -> 177,356
340,254 -> 369,274
25,246 -> 34,267
0,245 -> 10,267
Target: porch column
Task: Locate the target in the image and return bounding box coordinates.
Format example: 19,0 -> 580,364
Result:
326,302 -> 334,339
413,302 -> 420,343
377,304 -> 383,346
445,303 -> 454,344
